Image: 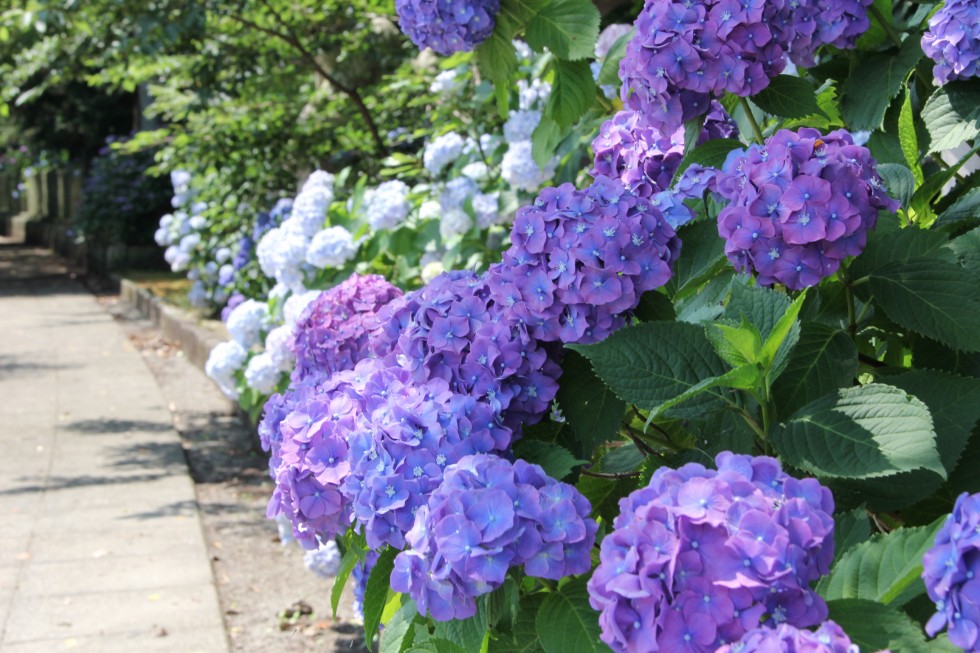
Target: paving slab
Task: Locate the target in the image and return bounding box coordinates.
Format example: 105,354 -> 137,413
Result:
0,243 -> 229,652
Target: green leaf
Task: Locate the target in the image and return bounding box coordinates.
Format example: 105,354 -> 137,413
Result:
724,281 -> 792,341
840,36 -> 923,131
532,116 -> 563,168
433,597 -> 490,652
818,519 -> 944,607
849,219 -> 951,279
524,0 -> 600,61
331,536 -> 366,618
832,507 -> 870,566
946,226 -> 980,270
781,81 -> 844,130
899,85 -> 924,185
407,639 -> 468,653
363,547 -> 398,643
827,599 -> 942,653
545,59 -> 595,129
760,290 -> 806,376
380,600 -> 419,653
772,383 -> 943,480
771,322 -> 859,418
668,219 -> 730,301
568,322 -> 730,418
908,145 -> 980,226
876,163 -> 916,210
939,187 -> 980,227
596,29 -> 632,86
556,350 -> 627,456
752,75 -> 826,119
869,258 -> 980,352
512,440 -> 587,481
922,81 -> 980,153
672,138 -> 744,183
476,31 -> 518,115
536,577 -> 612,653
706,319 -> 762,367
599,443 -> 645,474
494,592 -> 546,653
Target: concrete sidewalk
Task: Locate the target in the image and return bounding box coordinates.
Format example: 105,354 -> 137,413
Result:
0,242 -> 229,652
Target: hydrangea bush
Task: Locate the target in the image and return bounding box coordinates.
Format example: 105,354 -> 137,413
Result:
174,0 -> 980,651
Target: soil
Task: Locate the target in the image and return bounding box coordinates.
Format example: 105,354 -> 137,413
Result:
97,292 -> 370,653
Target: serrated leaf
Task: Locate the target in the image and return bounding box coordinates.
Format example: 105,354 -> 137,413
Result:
752,75 -> 827,119
597,29 -> 632,86
922,81 -> 980,153
946,226 -> 980,269
407,639 -> 469,653
939,187 -> 980,228
545,59 -> 595,129
433,597 -> 490,652
725,281 -> 791,341
760,290 -> 806,376
497,592 -> 546,653
898,89 -> 923,188
556,350 -> 626,456
781,82 -> 844,130
380,600 -> 419,653
771,322 -> 858,418
599,443 -> 645,474
532,116 -> 563,168
512,440 -> 587,480
876,163 -> 916,210
476,31 -> 518,116
668,219 -> 729,301
525,0 -> 599,61
840,37 -> 923,131
568,322 -> 730,418
849,219 -> 950,279
832,507 -> 870,566
772,383 -> 943,479
363,548 -> 398,643
827,599 -> 940,653
672,138 -> 744,183
331,538 -> 366,618
706,319 -> 762,367
909,145 -> 980,226
818,519 -> 944,606
536,577 -> 612,653
869,258 -> 980,352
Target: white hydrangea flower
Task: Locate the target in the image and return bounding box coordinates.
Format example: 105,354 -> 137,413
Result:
423,132 -> 465,175
170,251 -> 191,272
473,192 -> 501,229
218,264 -> 235,286
501,141 -> 556,192
215,247 -> 232,264
517,79 -> 552,111
189,215 -> 207,230
306,226 -> 357,268
440,177 -> 477,211
205,340 -> 248,400
421,260 -> 445,284
364,180 -> 411,230
256,227 -> 309,290
440,208 -> 472,241
244,352 -> 280,395
179,232 -> 200,253
504,110 -> 542,143
419,200 -> 442,221
187,281 -> 209,309
304,541 -> 342,579
265,325 -> 296,372
170,170 -> 192,194
226,299 -> 270,348
288,171 -> 335,237
513,40 -> 532,60
154,227 -> 170,247
283,290 -> 321,326
430,69 -> 460,94
461,161 -> 490,181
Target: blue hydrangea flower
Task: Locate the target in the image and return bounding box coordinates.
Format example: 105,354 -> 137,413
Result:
396,0 -> 500,55
922,0 -> 980,85
923,492 -> 980,652
488,176 -> 681,345
714,128 -> 898,290
620,0 -> 872,133
392,454 -> 597,621
716,621 -> 866,652
588,452 -> 836,653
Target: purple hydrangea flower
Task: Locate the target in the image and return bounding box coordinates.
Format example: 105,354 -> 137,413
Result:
378,269 -> 561,430
395,0 -> 500,55
714,128 -> 899,290
620,0 -> 872,133
716,621 -> 869,653
391,454 -> 597,621
221,292 -> 246,323
588,452 -> 836,653
922,0 -> 980,85
922,492 -> 980,652
291,274 -> 403,383
488,176 -> 681,345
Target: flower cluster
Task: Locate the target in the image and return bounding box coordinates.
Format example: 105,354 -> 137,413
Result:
922,491 -> 980,652
488,176 -> 681,345
591,102 -> 737,198
205,340 -> 248,400
392,454 -> 597,621
921,0 -> 980,85
266,358 -> 515,551
716,621 -> 863,653
395,0 -> 500,55
244,353 -> 281,395
306,226 -> 357,269
225,299 -> 270,348
377,270 -> 561,429
303,540 -> 342,579
364,180 -> 411,231
290,274 -> 404,383
424,132 -> 466,176
714,128 -> 898,290
588,452 -> 835,653
619,0 -> 871,133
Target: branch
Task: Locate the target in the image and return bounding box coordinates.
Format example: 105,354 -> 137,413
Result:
225,7 -> 387,155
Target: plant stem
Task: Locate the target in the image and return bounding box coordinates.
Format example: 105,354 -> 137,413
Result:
739,96 -> 765,144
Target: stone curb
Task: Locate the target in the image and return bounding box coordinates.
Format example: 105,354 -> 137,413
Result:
116,277 -> 227,373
